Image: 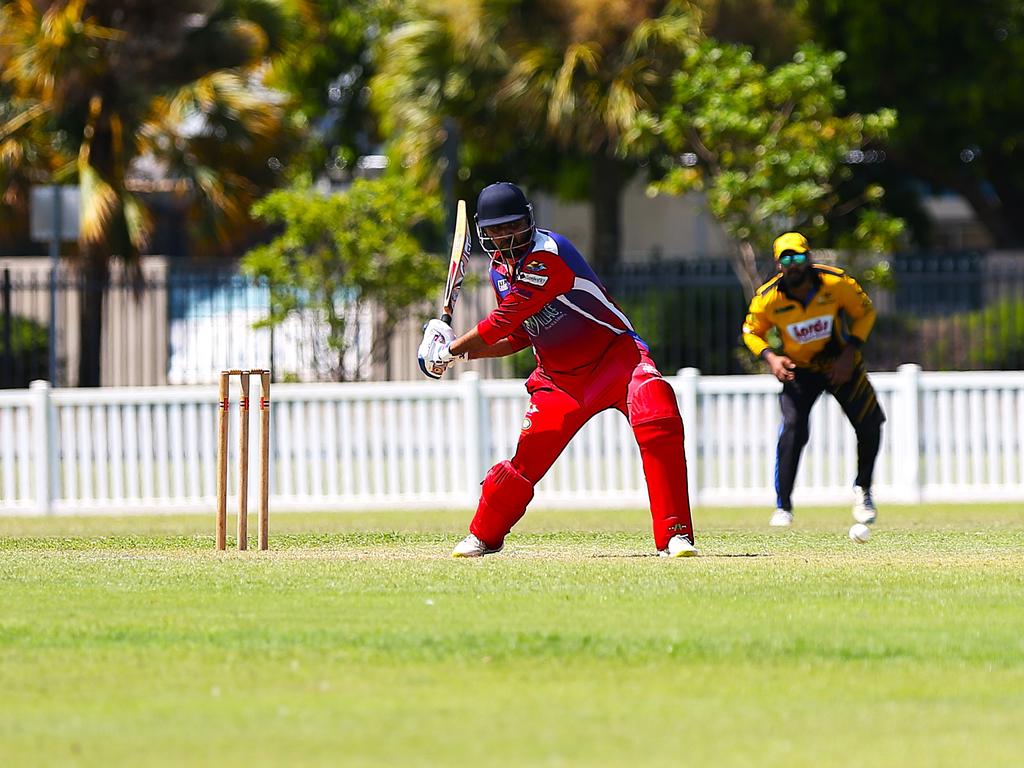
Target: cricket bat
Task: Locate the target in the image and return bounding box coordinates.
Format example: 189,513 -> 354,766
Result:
440,199 -> 471,324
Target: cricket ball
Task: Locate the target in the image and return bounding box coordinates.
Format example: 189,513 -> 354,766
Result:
848,523 -> 871,544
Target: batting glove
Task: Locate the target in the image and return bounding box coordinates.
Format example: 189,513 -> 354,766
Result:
417,319 -> 457,379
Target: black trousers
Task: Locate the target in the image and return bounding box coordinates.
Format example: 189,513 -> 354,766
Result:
775,363 -> 886,511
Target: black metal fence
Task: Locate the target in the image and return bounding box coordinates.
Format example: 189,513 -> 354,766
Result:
0,267 -> 52,388
608,259 -> 750,375
609,252 -> 1024,375
2,252 -> 1023,388
869,252 -> 1024,373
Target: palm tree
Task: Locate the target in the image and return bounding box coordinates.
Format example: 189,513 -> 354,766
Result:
374,0 -> 701,275
0,84 -> 57,252
263,0 -> 407,180
0,0 -> 297,385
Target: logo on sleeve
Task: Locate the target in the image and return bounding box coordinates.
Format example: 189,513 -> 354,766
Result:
521,404 -> 537,431
519,272 -> 549,287
524,260 -> 547,272
496,279 -> 510,292
786,315 -> 834,344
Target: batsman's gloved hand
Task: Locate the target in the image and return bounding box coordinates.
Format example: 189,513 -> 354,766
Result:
417,319 -> 457,379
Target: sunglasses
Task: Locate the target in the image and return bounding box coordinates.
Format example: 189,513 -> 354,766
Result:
778,252 -> 808,267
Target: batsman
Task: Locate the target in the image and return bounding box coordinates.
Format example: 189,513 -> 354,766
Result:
418,182 -> 697,558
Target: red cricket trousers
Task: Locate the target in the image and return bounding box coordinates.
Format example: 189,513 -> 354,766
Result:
470,336 -> 694,550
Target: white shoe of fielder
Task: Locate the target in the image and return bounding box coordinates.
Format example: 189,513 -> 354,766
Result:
852,486 -> 877,524
451,533 -> 503,558
769,509 -> 794,527
659,534 -> 699,558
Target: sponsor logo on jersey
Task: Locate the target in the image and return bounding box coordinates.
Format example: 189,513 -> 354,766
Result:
773,304 -> 797,315
816,291 -> 834,305
523,260 -> 547,272
521,417 -> 532,431
523,304 -> 563,336
497,279 -> 510,292
787,315 -> 834,344
519,272 -> 549,287
641,364 -> 661,377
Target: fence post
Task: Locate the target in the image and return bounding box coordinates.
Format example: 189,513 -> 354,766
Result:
897,363 -> 922,503
29,379 -> 55,515
677,368 -> 701,506
460,371 -> 486,506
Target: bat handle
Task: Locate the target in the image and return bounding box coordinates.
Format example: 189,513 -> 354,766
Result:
440,313 -> 452,325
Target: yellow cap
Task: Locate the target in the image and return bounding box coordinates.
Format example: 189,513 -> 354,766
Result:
773,232 -> 810,260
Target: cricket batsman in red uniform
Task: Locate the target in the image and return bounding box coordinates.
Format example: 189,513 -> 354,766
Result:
418,182 -> 697,558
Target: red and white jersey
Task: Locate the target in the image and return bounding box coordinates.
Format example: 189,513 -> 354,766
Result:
476,229 -> 648,389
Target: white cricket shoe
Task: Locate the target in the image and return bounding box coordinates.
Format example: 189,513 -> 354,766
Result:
852,486 -> 877,525
660,535 -> 699,558
769,509 -> 794,527
451,533 -> 502,558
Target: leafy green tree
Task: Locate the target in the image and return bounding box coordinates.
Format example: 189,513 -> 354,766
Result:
369,0 -> 528,197
265,0 -> 407,179
372,0 -> 702,275
639,41 -> 903,296
241,175 -> 446,380
696,0 -> 807,65
804,0 -> 1024,247
0,0 -> 298,385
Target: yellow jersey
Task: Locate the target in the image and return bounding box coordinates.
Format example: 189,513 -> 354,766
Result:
742,265 -> 876,368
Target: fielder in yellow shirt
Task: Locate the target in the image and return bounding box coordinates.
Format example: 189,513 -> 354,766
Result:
742,232 -> 885,528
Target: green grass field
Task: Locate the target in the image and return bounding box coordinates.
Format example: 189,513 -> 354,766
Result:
2,504 -> 1023,767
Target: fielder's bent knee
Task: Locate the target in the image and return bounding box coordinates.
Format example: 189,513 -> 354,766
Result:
857,406 -> 886,433
785,425 -> 810,448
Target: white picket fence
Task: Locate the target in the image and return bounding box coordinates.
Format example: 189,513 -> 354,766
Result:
1,365 -> 1023,515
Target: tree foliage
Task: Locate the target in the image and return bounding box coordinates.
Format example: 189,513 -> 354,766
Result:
640,41 -> 903,296
0,0 -> 299,254
371,0 -> 703,275
696,0 -> 808,65
241,175 -> 446,380
803,0 -> 1024,247
265,0 -> 407,178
